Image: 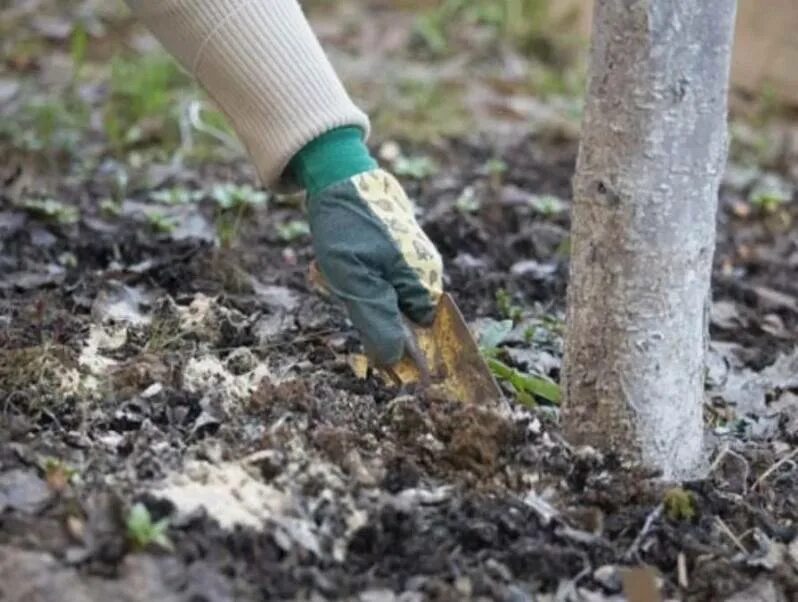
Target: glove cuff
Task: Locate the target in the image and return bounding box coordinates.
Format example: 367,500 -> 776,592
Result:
288,126 -> 377,197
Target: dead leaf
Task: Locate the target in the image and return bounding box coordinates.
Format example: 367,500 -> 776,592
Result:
711,300 -> 744,329
348,354 -> 369,380
91,283 -> 154,325
621,566 -> 661,602
751,285 -> 798,313
250,281 -> 300,312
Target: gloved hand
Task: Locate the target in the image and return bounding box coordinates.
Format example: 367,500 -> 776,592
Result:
307,168 -> 443,366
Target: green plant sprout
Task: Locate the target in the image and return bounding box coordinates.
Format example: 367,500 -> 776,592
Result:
147,211 -> 177,234
211,183 -> 269,247
393,155 -> 438,179
126,503 -> 173,551
17,198 -> 79,225
496,288 -> 523,323
277,219 -> 310,242
476,317 -> 560,407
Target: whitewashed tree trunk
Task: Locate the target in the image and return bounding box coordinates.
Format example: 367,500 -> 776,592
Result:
563,0 -> 737,479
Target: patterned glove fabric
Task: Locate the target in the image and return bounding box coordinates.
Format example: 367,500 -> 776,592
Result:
308,168 -> 443,366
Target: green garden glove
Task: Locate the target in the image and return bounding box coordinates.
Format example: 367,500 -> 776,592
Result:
308,168 -> 443,366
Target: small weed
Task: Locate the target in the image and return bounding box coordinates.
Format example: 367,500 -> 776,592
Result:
147,211 -> 177,234
751,192 -> 788,214
455,186 -> 481,214
663,488 -> 697,521
17,198 -> 79,225
277,219 -> 310,242
126,502 -> 173,551
104,53 -> 189,153
528,194 -> 566,217
476,317 -> 560,407
519,315 -> 563,345
0,98 -> 89,156
69,24 -> 88,83
393,155 -> 438,179
100,198 -> 122,217
151,187 -> 203,205
144,312 -> 183,352
496,289 -> 523,323
483,158 -> 507,190
487,357 -> 560,407
0,345 -> 81,412
211,183 -> 268,247
749,175 -> 792,213
211,183 -> 268,211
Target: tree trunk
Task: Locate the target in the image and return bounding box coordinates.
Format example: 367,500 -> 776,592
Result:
562,0 -> 737,479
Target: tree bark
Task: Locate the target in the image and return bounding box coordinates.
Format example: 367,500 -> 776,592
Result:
563,0 -> 737,479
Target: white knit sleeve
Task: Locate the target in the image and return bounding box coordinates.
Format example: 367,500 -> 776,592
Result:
124,0 -> 370,189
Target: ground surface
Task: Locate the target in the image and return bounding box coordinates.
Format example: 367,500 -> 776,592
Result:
1,2 -> 798,601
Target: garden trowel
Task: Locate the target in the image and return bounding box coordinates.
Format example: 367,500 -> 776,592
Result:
308,261 -> 503,405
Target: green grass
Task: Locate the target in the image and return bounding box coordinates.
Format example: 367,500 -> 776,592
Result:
0,97 -> 89,156
17,198 -> 80,225
104,53 -> 190,154
496,289 -> 523,323
147,211 -> 178,234
211,183 -> 269,247
373,79 -> 472,142
413,0 -> 584,64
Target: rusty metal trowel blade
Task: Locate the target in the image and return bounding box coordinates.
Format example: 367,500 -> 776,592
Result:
389,293 -> 504,405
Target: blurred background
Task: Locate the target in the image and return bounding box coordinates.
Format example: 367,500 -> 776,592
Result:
0,0 -> 796,294
2,0 -> 797,181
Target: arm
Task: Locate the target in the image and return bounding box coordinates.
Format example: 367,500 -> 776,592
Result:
124,0 -> 444,365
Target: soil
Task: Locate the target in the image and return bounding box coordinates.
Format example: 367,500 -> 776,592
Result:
1,2 -> 797,601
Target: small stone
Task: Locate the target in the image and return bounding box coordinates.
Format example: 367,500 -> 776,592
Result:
140,383 -> 163,398
485,558 -> 513,582
359,588 -> 396,602
0,470 -> 52,514
225,348 -> 257,375
454,576 -> 472,596
593,565 -> 621,592
505,585 -> 534,602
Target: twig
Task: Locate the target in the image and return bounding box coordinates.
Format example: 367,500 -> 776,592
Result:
715,515 -> 748,554
555,556 -> 592,602
751,447 -> 798,491
677,552 -> 689,589
624,503 -> 663,561
188,100 -> 243,153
